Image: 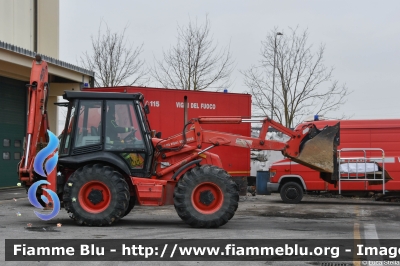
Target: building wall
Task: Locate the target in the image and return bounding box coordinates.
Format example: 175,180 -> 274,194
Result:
37,0 -> 59,58
0,0 -> 59,58
0,0 -> 93,188
0,0 -> 33,51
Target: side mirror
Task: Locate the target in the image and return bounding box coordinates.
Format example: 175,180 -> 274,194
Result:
144,104 -> 150,114
151,130 -> 162,138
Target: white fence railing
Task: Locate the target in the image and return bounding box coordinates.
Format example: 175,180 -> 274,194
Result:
337,148 -> 385,194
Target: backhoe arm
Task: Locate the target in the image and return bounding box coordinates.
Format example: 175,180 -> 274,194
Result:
18,56 -> 56,194
156,116 -> 340,174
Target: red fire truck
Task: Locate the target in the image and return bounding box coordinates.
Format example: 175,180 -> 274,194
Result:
82,86 -> 252,193
267,118 -> 400,203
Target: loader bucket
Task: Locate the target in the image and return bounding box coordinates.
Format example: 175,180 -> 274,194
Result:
288,123 -> 340,178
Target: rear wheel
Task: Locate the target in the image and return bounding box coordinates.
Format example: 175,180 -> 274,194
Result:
174,165 -> 239,228
280,181 -> 303,204
63,164 -> 129,226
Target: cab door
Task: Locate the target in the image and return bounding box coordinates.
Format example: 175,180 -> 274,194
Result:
104,100 -> 152,177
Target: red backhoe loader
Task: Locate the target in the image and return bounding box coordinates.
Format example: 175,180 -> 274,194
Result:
18,56 -> 340,228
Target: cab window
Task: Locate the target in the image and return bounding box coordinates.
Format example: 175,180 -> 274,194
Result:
74,100 -> 102,148
105,100 -> 144,151
59,101 -> 76,155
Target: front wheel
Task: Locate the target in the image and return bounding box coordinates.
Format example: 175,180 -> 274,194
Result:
122,195 -> 136,217
174,165 -> 239,228
63,164 -> 129,226
280,181 -> 304,204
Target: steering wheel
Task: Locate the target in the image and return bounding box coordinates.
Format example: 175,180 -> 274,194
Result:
123,128 -> 137,144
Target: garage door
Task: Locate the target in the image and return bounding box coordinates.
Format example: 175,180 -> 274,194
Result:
0,76 -> 26,188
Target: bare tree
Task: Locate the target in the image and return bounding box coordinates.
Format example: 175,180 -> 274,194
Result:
80,23 -> 148,87
242,27 -> 350,128
152,16 -> 234,91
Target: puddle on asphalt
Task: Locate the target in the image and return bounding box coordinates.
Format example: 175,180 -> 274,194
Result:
92,235 -> 108,238
25,226 -> 59,232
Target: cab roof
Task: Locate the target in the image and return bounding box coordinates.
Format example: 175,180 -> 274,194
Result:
63,90 -> 144,102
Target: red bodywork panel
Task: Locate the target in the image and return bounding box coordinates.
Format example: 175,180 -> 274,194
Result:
270,119 -> 400,192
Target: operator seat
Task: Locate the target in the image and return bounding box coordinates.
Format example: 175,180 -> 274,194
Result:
91,126 -> 99,136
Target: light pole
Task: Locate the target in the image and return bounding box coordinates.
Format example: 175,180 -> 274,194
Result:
270,32 -> 283,120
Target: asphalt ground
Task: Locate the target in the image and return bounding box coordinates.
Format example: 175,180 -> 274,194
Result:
0,187 -> 27,201
1,188 -> 399,266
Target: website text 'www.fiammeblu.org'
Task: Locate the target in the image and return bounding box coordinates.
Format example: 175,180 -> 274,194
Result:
6,239 -> 400,261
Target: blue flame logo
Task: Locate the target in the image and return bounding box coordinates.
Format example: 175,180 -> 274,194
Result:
33,130 -> 59,177
28,130 -> 60,220
28,180 -> 60,220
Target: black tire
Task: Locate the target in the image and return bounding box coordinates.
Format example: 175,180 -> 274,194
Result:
174,165 -> 239,228
123,195 -> 136,217
36,194 -> 47,207
63,164 -> 129,226
280,181 -> 304,204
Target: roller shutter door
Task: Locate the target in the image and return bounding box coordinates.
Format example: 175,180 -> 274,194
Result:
0,76 -> 26,188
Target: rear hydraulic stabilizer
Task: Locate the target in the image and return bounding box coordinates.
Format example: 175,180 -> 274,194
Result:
289,123 -> 340,180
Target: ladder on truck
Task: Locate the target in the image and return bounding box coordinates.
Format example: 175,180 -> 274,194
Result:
337,148 -> 386,195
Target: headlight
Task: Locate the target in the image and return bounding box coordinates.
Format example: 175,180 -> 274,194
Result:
269,169 -> 276,178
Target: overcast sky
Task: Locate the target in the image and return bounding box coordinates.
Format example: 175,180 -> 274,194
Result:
60,0 -> 400,120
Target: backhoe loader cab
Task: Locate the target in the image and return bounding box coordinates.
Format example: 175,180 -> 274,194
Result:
58,91 -> 154,178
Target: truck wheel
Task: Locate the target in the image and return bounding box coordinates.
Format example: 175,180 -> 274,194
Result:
63,164 -> 129,226
280,182 -> 303,204
174,165 -> 239,228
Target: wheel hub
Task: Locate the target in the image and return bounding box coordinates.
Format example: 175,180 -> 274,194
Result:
79,180 -> 111,214
286,188 -> 298,199
191,182 -> 224,215
199,190 -> 215,206
87,189 -> 103,205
